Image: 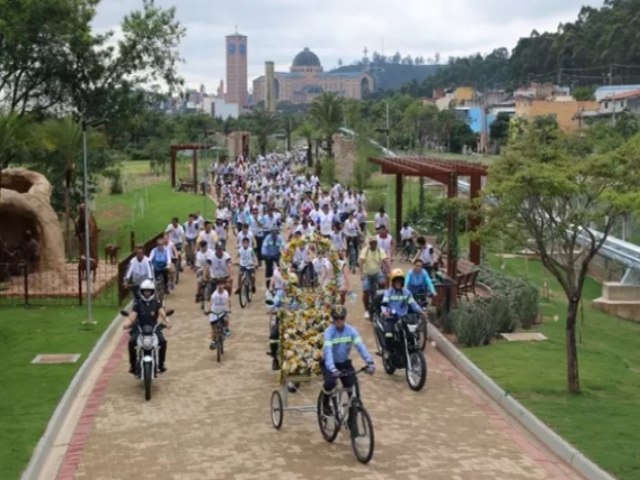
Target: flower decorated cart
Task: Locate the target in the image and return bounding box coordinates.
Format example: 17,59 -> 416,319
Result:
269,233 -> 342,429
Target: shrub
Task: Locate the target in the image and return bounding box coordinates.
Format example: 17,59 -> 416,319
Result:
477,266 -> 539,330
451,295 -> 506,347
320,157 -> 336,185
103,167 -> 123,195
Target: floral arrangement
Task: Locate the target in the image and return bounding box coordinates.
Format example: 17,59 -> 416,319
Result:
277,233 -> 342,381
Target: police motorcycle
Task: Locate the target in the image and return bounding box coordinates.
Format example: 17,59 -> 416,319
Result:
120,308 -> 174,401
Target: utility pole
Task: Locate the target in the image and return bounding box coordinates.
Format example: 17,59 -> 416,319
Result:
81,118 -> 94,324
609,65 -> 617,125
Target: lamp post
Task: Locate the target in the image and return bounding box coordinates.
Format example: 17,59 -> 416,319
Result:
81,118 -> 94,324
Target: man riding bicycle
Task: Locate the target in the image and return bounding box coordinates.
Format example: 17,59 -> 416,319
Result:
358,236 -> 390,319
123,245 -> 153,302
236,236 -> 257,294
206,242 -> 233,296
149,238 -> 170,294
321,306 -> 375,415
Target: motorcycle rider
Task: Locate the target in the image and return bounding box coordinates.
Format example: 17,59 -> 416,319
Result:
321,306 -> 375,414
380,269 -> 426,353
122,279 -> 171,375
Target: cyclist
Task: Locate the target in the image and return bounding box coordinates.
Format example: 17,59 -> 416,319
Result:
380,269 -> 427,352
405,258 -> 436,306
215,219 -> 227,250
399,222 -> 416,257
344,211 -> 361,262
208,278 -> 231,349
236,222 -> 255,251
358,236 -> 390,319
330,222 -> 346,259
198,221 -> 218,251
321,306 -> 375,414
414,236 -> 436,278
183,214 -> 200,267
374,206 -> 390,231
261,228 -> 285,287
236,236 -> 257,294
122,279 -> 171,375
122,244 -> 153,302
165,217 -> 185,265
376,224 -> 395,261
149,238 -> 170,294
206,242 -> 233,296
194,240 -> 212,303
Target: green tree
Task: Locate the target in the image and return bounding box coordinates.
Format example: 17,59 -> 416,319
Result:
39,117 -> 106,257
482,122 -> 640,393
294,122 -> 316,168
0,113 -> 33,203
310,92 -> 344,159
490,113 -> 511,144
250,109 -> 279,156
572,86 -> 596,101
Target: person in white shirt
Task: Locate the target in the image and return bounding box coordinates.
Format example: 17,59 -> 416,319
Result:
236,223 -> 255,250
312,249 -> 332,288
122,245 -> 153,301
374,207 -> 390,231
236,236 -> 257,294
166,217 -> 185,253
206,242 -> 232,295
198,221 -> 218,251
183,214 -> 200,266
414,236 -> 437,277
344,211 -> 362,254
194,240 -> 213,302
400,222 -> 416,252
208,279 -> 231,347
215,220 -> 227,250
376,225 -> 395,259
317,204 -> 334,237
330,222 -> 346,259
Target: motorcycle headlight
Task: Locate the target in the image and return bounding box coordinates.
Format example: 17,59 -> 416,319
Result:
141,336 -> 155,349
407,324 -> 418,333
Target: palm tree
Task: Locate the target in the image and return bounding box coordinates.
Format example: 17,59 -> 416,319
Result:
309,92 -> 344,159
294,122 -> 316,168
39,117 -> 105,258
250,109 -> 279,156
0,113 -> 32,200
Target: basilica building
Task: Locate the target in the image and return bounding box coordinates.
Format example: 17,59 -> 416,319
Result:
252,48 -> 373,105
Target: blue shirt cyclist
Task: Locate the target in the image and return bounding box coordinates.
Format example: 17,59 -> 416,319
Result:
404,259 -> 436,300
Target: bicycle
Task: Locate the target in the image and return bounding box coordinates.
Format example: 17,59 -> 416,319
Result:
206,310 -> 229,363
316,367 -> 375,464
365,273 -> 384,323
153,270 -> 167,306
238,266 -> 254,308
201,278 -> 213,312
347,238 -> 358,274
410,293 -> 430,351
400,240 -> 416,262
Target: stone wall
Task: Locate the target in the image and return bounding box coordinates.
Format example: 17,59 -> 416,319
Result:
332,133 -> 357,185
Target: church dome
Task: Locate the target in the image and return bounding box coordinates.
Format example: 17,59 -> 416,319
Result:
292,47 -> 321,68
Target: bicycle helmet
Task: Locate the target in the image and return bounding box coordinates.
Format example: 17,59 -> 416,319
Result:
331,305 -> 347,321
139,279 -> 156,303
390,268 -> 405,285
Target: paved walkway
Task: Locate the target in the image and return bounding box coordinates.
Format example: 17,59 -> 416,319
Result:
55,263 -> 580,480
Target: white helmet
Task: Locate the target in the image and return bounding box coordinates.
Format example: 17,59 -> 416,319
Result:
139,279 -> 156,303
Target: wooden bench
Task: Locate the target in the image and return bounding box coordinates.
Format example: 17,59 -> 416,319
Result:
456,259 -> 479,299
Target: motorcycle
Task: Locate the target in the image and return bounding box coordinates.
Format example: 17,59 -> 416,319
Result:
373,310 -> 427,392
121,309 -> 174,401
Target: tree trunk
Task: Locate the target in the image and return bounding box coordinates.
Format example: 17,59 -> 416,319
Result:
419,176 -> 425,216
306,141 -> 313,168
566,298 -> 581,394
64,182 -> 71,261
327,136 -> 333,159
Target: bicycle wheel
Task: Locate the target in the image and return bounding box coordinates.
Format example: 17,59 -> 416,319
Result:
349,405 -> 375,464
217,330 -> 223,362
316,391 -> 340,443
270,391 -> 284,429
239,276 -> 248,308
406,350 -> 427,391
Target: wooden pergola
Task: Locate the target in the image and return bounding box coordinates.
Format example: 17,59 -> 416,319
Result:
170,144 -> 214,192
368,156 -> 488,278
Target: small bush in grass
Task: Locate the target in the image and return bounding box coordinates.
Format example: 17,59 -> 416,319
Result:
452,296 -> 506,347
478,266 -> 539,331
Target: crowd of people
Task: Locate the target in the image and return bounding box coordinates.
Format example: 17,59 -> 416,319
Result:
121,151 -> 439,385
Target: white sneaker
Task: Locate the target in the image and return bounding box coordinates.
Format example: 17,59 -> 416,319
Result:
364,311 -> 370,319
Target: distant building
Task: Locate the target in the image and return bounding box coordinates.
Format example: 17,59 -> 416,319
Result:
594,85 -> 640,102
515,98 -> 599,132
253,47 -> 373,105
226,33 -> 248,107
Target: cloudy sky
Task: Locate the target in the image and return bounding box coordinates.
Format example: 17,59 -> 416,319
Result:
93,0 -> 603,93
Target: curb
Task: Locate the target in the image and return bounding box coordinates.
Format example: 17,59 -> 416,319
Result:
21,305 -> 130,480
427,324 -> 615,480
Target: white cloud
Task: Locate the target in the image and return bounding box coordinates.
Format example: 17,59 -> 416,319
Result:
93,0 -> 603,92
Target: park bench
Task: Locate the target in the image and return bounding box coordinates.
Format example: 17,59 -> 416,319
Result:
456,259 -> 479,299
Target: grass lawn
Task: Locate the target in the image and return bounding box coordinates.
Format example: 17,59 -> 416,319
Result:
0,306 -> 115,479
94,181 -> 215,253
463,255 -> 640,479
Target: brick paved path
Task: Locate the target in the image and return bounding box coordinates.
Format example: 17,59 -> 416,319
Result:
58,264 -> 580,480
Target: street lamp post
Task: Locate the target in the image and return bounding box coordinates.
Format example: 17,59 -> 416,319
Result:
81,119 -> 95,324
